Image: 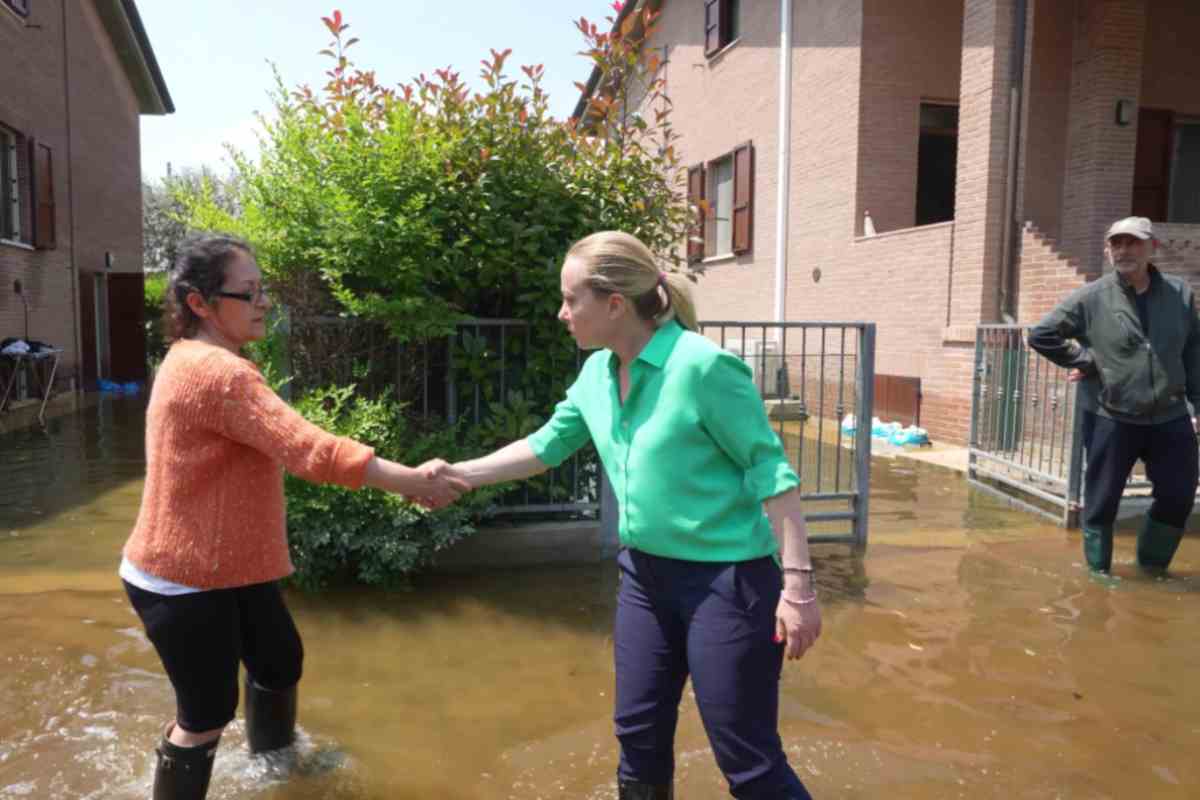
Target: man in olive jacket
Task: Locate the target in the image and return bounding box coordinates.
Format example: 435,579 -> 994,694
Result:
1028,216 -> 1200,573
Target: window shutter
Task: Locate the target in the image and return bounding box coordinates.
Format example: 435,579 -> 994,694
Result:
687,164 -> 706,263
29,138 -> 56,250
732,142 -> 753,254
704,0 -> 723,56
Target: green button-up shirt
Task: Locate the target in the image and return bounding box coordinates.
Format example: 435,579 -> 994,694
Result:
527,320 -> 800,563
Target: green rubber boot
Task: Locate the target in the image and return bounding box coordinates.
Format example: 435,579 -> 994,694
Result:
1081,525 -> 1113,572
1136,516 -> 1184,572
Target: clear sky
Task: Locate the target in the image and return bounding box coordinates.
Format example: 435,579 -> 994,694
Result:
136,1 -> 618,182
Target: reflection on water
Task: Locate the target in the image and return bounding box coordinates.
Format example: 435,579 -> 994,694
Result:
1,397 -> 1198,798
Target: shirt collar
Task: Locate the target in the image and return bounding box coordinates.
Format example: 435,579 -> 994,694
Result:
608,320 -> 684,371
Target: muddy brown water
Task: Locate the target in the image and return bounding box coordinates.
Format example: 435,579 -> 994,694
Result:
1,397 -> 1198,799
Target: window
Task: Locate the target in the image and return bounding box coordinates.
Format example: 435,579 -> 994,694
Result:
708,155 -> 734,256
1168,121 -> 1200,224
915,103 -> 958,226
1,127 -> 22,241
3,0 -> 30,18
687,142 -> 754,262
704,0 -> 740,57
1134,110 -> 1200,224
0,123 -> 55,248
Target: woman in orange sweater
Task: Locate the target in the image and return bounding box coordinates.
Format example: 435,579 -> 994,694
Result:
120,235 -> 467,800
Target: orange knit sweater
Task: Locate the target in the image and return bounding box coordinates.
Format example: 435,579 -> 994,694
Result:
123,339 -> 375,590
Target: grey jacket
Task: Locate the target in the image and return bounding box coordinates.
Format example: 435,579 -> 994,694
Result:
1027,265 -> 1200,424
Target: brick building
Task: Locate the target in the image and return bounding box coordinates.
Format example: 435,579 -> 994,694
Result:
577,0 -> 1200,444
1,0 -> 172,397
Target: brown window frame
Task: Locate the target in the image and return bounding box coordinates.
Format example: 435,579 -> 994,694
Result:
0,124 -> 25,243
30,138 -> 55,249
686,141 -> 755,262
704,0 -> 741,58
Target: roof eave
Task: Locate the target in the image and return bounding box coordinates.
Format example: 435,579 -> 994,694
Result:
94,0 -> 175,115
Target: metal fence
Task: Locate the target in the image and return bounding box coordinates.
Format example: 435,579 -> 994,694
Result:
283,315 -> 599,519
700,321 -> 876,547
968,324 -> 1150,527
282,315 -> 877,542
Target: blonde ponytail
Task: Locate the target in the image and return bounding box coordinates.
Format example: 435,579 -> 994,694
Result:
566,231 -> 699,331
659,271 -> 698,332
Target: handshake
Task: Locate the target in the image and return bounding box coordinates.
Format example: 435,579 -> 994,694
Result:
404,459 -> 473,510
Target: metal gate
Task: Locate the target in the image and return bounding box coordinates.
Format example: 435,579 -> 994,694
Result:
699,321 -> 877,547
968,324 -> 1151,527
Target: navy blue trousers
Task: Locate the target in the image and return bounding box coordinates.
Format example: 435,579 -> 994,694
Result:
614,548 -> 812,799
1082,413 -> 1198,530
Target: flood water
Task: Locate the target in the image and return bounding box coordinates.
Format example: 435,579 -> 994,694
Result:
2,397 -> 1198,799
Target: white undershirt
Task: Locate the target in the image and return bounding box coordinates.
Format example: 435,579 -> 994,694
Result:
118,556 -> 202,595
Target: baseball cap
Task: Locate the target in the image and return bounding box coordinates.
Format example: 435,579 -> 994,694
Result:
1105,216 -> 1155,241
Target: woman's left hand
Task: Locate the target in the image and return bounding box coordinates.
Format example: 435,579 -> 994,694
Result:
775,594 -> 822,660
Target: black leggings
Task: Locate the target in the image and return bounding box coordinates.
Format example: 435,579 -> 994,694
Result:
124,579 -> 304,733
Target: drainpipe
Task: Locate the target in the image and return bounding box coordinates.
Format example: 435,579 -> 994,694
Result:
774,0 -> 792,324
1000,0 -> 1028,322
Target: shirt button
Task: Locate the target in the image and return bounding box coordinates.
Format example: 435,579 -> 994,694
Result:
622,420 -> 630,428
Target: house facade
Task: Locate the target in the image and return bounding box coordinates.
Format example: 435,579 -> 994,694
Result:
0,0 -> 172,399
579,0 -> 1200,444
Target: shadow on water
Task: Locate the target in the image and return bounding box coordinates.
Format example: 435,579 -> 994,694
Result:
3,398 -> 1200,798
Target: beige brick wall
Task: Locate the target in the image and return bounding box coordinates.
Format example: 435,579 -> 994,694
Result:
0,1 -> 146,393
1017,0 -> 1073,241
1016,224 -> 1092,325
0,1 -> 78,386
1140,0 -> 1200,115
856,0 -> 963,235
635,0 -> 1198,444
644,0 -> 988,442
1059,0 -> 1147,270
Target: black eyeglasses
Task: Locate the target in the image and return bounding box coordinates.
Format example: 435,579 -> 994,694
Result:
215,286 -> 270,303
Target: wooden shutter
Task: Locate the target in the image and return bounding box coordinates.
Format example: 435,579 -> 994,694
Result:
687,164 -> 706,263
704,0 -> 723,56
732,142 -> 754,254
29,139 -> 56,250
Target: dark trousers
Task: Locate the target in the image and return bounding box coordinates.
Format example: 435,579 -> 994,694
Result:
614,548 -> 812,799
1082,413 -> 1198,532
124,580 -> 304,732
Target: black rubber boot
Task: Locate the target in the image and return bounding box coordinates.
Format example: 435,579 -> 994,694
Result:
618,777 -> 673,799
244,674 -> 297,754
153,726 -> 218,800
1137,516 -> 1184,572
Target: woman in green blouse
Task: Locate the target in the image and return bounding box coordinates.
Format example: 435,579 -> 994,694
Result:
433,231 -> 821,799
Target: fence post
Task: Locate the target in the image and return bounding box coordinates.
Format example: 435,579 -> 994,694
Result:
852,324 -> 876,548
1064,382 -> 1085,529
968,326 -> 985,480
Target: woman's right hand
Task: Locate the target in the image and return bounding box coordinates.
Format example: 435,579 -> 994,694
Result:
364,458 -> 471,509
404,461 -> 472,509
